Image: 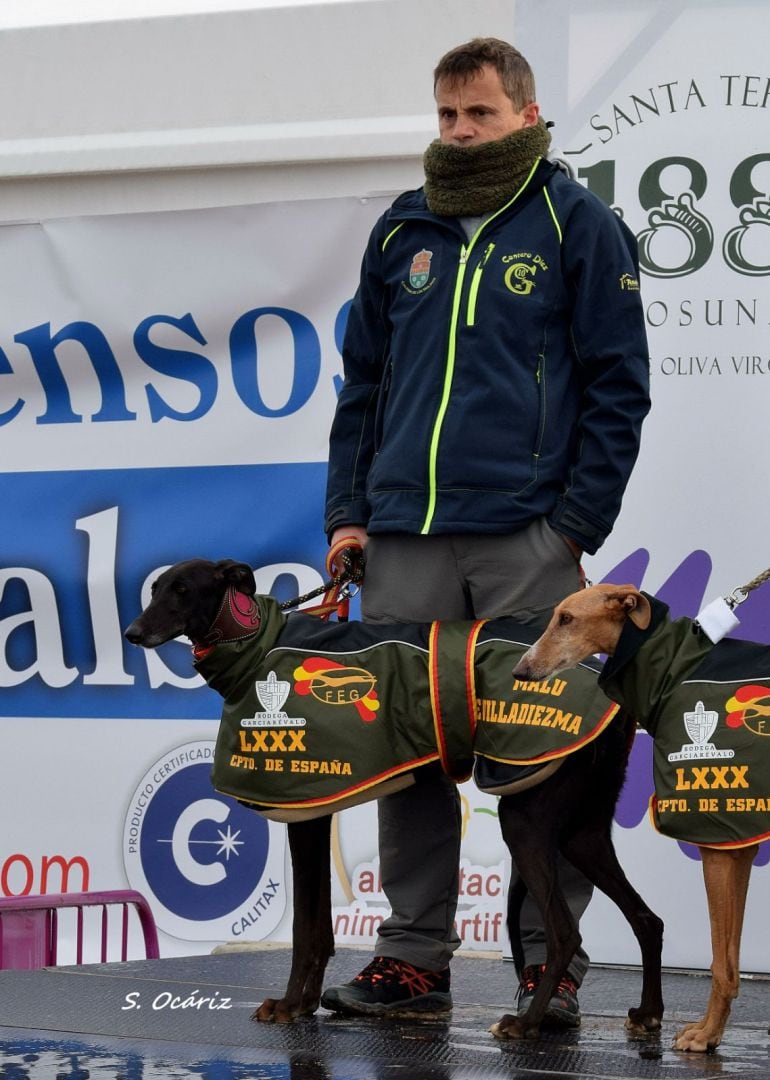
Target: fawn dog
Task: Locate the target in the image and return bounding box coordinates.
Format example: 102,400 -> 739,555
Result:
125,560 -> 665,1040
513,583 -> 763,1052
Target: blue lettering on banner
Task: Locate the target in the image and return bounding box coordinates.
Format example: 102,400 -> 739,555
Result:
229,307 -> 321,417
134,313 -> 218,423
0,462 -> 329,719
0,344 -> 24,424
14,321 -> 137,425
2,302 -> 351,427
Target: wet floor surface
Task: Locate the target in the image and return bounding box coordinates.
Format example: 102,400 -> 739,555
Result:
1,949 -> 768,1079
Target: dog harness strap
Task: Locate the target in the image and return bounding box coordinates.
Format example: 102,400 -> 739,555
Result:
428,620 -> 486,781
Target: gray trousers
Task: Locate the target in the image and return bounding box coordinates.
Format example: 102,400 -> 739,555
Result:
361,521 -> 592,983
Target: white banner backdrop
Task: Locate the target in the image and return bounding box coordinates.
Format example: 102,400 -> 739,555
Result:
0,196 -> 384,960
1,3 -> 768,971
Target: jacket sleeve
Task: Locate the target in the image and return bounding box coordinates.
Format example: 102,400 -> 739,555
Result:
324,215 -> 391,538
548,190 -> 651,554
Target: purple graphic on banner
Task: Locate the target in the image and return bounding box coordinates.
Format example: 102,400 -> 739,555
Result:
654,549 -> 711,618
614,733 -> 653,830
597,547 -> 649,590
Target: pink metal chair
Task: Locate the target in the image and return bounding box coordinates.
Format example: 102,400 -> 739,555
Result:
0,890 -> 160,970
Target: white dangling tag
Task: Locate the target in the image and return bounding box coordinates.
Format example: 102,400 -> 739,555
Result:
695,597 -> 740,643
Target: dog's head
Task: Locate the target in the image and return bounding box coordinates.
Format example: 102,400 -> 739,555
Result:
124,558 -> 257,648
513,584 -> 652,681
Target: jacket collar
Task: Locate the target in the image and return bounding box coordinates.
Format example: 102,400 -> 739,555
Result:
598,593 -> 670,687
192,594 -> 288,700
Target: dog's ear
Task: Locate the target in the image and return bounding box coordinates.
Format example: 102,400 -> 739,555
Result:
607,586 -> 651,630
215,560 -> 257,596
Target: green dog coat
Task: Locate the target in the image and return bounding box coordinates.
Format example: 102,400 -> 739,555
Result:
600,594 -> 770,850
196,591 -> 618,820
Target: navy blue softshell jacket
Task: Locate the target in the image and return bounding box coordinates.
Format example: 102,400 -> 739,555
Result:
325,158 -> 651,554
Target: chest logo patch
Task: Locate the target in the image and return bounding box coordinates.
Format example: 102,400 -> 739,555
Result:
725,684 -> 770,735
502,252 -> 548,296
402,249 -> 436,294
667,700 -> 735,762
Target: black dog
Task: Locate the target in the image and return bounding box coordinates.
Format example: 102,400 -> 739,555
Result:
125,558 -> 664,1039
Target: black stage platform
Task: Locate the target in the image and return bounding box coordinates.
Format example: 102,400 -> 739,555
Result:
1,948 -> 768,1079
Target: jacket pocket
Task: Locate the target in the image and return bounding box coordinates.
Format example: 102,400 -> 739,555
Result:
532,351 -> 547,462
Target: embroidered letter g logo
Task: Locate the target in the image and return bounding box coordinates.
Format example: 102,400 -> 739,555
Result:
504,262 -> 537,295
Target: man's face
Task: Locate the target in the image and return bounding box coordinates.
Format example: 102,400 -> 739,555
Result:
435,64 -> 539,146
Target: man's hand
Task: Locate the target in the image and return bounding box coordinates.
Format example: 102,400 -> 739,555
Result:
562,535 -> 583,560
330,526 -> 368,553
558,532 -> 583,561
328,526 -> 368,581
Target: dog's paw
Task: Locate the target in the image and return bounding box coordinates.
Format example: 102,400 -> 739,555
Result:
490,1013 -> 539,1041
625,1007 -> 662,1034
672,1021 -> 720,1053
252,997 -> 283,1022
251,997 -> 303,1023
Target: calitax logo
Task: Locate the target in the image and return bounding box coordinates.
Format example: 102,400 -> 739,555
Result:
123,741 -> 286,941
409,249 -> 433,289
667,701 -> 735,762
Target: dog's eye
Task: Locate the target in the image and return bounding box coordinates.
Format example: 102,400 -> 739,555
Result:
172,582 -> 188,595
558,612 -> 573,626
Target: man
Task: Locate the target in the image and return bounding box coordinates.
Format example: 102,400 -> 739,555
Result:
321,38 -> 650,1025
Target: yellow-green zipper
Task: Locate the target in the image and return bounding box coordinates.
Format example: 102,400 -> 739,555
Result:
421,244 -> 471,535
420,157 -> 543,535
467,242 -> 496,327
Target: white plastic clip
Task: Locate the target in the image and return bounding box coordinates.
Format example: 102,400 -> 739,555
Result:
695,597 -> 741,643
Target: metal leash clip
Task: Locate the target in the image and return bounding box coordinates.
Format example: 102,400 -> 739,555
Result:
726,587 -> 749,610
338,580 -> 361,601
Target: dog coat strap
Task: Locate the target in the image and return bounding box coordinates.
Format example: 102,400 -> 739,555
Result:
429,620 -> 486,782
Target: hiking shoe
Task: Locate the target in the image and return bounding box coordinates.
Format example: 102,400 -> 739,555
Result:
516,964 -> 581,1028
320,956 -> 452,1017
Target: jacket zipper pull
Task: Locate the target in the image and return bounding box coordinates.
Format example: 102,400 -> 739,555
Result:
467,243 -> 496,327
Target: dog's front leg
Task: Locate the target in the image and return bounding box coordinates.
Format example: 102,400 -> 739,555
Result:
491,871 -> 578,1040
490,803 -> 580,1040
253,815 -> 334,1022
673,844 -> 756,1052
